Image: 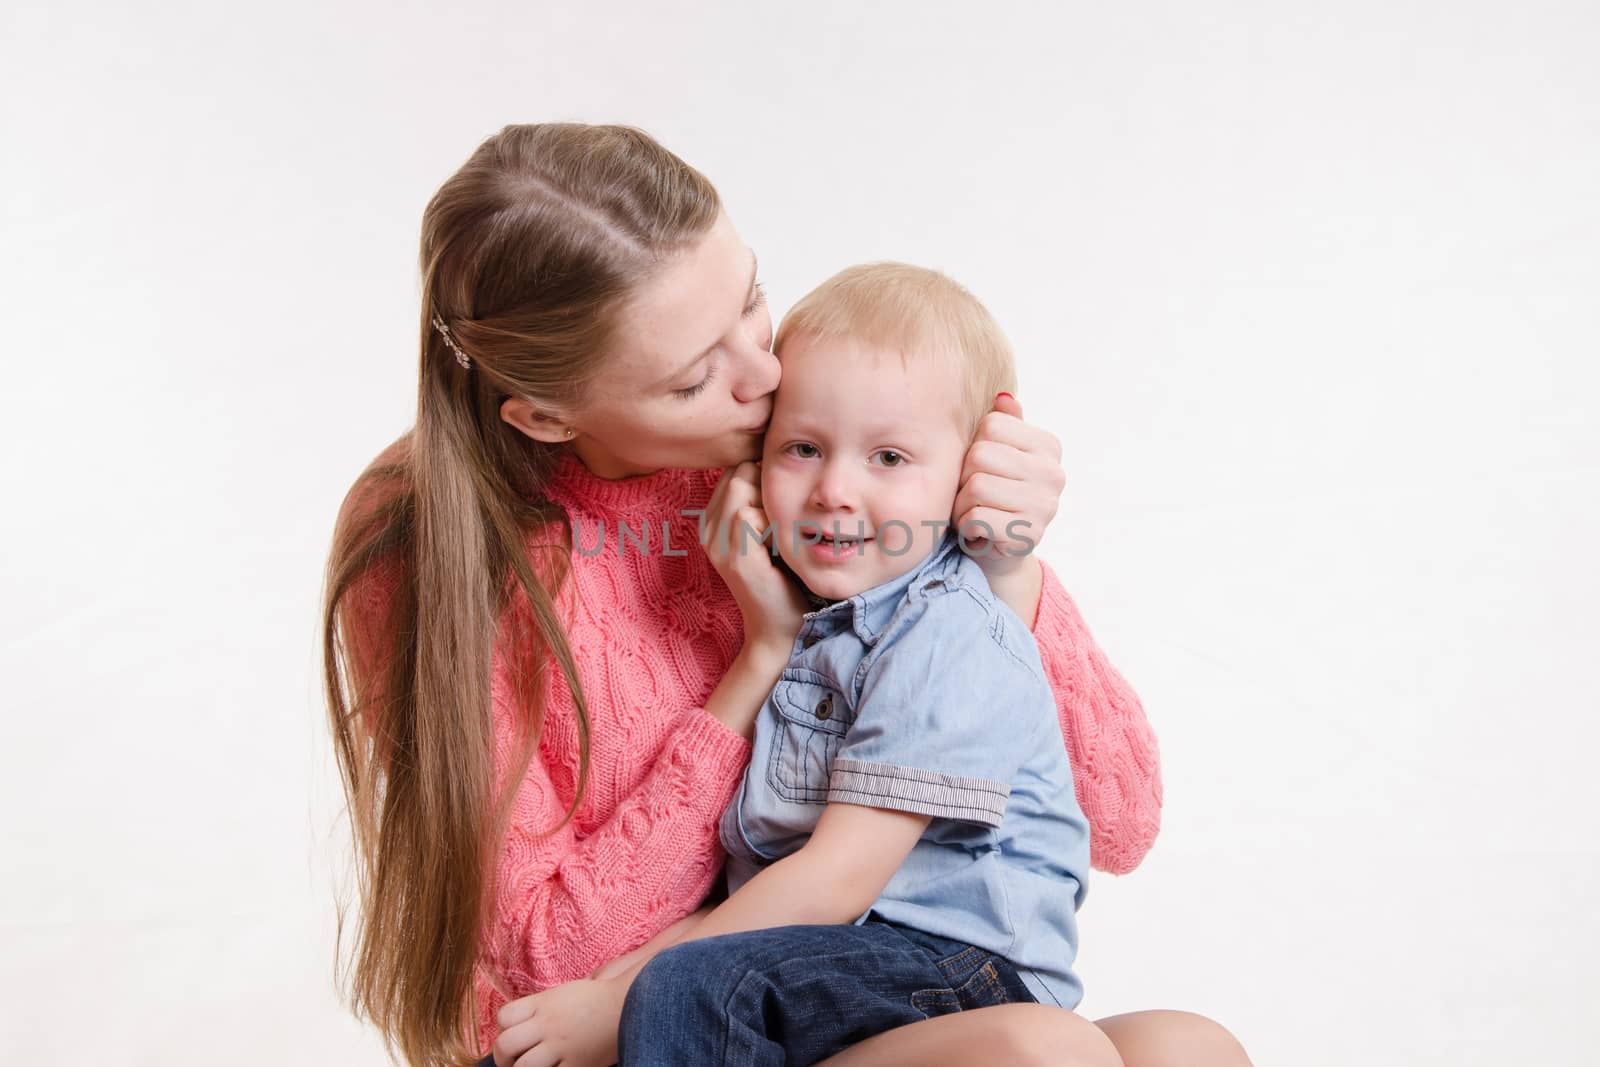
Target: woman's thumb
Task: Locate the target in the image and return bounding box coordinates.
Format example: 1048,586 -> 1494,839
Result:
994,391 -> 1023,419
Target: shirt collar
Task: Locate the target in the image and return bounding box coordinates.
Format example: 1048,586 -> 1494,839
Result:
803,531 -> 965,643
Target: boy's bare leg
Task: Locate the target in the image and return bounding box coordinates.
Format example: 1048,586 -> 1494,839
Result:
1097,1010 -> 1253,1067
814,1006 -> 1252,1067
814,1004 -> 1121,1067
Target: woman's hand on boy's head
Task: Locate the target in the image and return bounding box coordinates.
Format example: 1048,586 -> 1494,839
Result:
953,392 -> 1066,577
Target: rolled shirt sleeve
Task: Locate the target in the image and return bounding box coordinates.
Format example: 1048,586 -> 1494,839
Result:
827,587 -> 1047,829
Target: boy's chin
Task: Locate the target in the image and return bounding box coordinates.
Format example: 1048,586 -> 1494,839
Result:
776,551 -> 867,604
799,570 -> 871,603
789,552 -> 927,604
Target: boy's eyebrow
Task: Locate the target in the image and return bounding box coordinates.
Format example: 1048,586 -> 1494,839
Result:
653,252 -> 759,388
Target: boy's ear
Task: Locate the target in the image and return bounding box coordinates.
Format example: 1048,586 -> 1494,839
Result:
500,396 -> 577,444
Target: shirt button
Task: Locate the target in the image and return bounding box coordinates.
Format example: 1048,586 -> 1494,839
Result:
814,695 -> 833,720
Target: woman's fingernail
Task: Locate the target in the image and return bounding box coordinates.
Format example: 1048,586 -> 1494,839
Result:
997,391 -> 1014,401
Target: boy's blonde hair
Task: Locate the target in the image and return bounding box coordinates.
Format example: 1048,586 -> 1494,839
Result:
774,262 -> 1017,435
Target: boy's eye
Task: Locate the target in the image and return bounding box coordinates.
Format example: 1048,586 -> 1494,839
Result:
787,442 -> 820,459
873,450 -> 905,467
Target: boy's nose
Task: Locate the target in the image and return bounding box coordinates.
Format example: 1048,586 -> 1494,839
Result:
810,462 -> 858,511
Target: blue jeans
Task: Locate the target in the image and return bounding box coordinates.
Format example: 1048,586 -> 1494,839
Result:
615,913 -> 1037,1066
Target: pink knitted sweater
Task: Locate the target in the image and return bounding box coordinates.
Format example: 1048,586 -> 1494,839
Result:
343,451 -> 1161,1053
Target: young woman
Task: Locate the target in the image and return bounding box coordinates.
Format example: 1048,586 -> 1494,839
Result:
324,123 -> 1249,1067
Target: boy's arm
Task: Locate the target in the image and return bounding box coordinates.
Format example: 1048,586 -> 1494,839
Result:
598,586 -> 1032,994
491,594 -> 1020,1062
605,803 -> 932,988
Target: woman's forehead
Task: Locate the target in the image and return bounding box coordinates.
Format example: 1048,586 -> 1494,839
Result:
607,212 -> 754,381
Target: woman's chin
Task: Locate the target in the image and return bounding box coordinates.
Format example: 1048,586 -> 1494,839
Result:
614,436 -> 760,473
708,434 -> 764,468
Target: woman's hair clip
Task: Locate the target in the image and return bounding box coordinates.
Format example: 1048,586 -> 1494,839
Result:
431,315 -> 473,369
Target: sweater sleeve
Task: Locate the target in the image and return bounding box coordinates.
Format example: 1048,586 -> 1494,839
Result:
475,674 -> 752,1029
1031,559 -> 1163,874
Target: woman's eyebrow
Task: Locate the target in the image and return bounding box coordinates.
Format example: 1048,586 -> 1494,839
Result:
654,251 -> 759,388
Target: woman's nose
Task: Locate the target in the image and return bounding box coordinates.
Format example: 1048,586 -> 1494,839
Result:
729,329 -> 781,403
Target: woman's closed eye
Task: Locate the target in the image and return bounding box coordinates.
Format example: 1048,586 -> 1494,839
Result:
672,281 -> 766,400
744,281 -> 767,319
673,355 -> 719,399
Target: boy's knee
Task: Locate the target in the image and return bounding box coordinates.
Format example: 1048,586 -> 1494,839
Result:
620,941 -> 727,1034
988,1005 -> 1122,1067
1153,1011 -> 1251,1065
622,945 -> 686,1022
1097,1009 -> 1251,1067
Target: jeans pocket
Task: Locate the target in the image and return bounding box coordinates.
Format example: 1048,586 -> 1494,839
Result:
916,947 -> 1037,1013
909,985 -> 962,1017
949,959 -> 1014,1010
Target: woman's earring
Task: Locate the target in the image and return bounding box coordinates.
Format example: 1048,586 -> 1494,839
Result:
564,428 -> 575,438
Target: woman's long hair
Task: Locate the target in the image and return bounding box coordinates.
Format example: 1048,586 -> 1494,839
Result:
320,123 -> 720,1066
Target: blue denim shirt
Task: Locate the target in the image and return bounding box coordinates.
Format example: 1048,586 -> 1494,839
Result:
718,532 -> 1091,1008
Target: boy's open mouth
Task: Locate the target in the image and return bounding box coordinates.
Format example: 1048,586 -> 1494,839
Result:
807,530 -> 874,558
817,532 -> 871,545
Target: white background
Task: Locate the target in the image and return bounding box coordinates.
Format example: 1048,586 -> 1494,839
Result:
3,2 -> 1596,1064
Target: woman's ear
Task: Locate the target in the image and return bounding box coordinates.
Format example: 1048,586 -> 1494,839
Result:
500,396 -> 578,443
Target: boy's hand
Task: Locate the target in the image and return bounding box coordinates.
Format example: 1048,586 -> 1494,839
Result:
954,392 -> 1066,575
700,461 -> 807,654
492,976 -> 626,1067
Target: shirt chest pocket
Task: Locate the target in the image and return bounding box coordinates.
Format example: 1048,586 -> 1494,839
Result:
765,674 -> 855,804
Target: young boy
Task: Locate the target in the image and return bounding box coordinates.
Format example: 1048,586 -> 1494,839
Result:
613,263 -> 1096,1065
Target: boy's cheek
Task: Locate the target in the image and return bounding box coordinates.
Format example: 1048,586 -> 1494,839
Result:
759,477 -> 798,530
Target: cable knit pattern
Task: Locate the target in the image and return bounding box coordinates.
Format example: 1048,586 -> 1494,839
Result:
472,459 -> 751,1051
1032,562 -> 1164,875
336,451 -> 1161,1058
